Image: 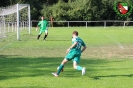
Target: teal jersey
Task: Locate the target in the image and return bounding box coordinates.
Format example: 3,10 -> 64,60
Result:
70,37 -> 86,54
38,20 -> 49,30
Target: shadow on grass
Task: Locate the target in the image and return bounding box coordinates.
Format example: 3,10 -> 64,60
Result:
47,39 -> 70,41
92,74 -> 133,80
0,55 -> 132,80
0,55 -> 63,80
0,55 -> 108,80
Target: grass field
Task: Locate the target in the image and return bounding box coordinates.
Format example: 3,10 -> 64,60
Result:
0,27 -> 133,88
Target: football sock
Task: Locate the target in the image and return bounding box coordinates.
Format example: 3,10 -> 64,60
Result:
57,64 -> 64,75
44,35 -> 47,40
37,35 -> 41,40
76,66 -> 83,71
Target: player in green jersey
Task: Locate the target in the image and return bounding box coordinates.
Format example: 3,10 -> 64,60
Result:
52,31 -> 87,77
37,16 -> 49,40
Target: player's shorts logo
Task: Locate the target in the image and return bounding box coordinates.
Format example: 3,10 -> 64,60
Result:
114,1 -> 133,17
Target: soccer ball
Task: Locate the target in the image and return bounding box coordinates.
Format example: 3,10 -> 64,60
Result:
57,66 -> 64,72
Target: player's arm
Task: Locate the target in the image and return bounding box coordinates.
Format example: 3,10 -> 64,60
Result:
36,22 -> 41,31
81,42 -> 87,53
36,25 -> 39,31
47,21 -> 49,27
37,21 -> 41,28
66,42 -> 78,53
81,46 -> 87,53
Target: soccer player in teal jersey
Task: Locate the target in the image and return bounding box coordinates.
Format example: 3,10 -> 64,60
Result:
37,16 -> 49,40
52,31 -> 87,77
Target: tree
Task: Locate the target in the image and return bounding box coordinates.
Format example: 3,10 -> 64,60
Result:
0,0 -> 133,24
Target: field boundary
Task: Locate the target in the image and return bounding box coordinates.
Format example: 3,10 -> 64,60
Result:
105,34 -> 124,49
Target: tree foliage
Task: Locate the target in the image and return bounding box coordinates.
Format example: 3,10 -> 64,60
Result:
0,0 -> 133,23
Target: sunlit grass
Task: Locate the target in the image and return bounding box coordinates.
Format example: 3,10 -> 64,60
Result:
0,27 -> 133,88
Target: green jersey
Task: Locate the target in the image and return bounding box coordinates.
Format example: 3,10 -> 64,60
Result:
38,20 -> 48,30
71,37 -> 86,54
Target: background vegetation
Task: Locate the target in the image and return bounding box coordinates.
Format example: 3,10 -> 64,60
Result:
0,0 -> 132,21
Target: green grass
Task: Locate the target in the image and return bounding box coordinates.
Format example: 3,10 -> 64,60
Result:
0,27 -> 133,88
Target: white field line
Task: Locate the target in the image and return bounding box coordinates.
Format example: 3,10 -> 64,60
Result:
0,42 -> 13,51
105,34 -> 124,49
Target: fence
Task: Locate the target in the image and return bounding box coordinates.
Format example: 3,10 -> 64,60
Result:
31,20 -> 133,28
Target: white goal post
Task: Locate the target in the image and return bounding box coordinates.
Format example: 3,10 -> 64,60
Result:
0,4 -> 31,40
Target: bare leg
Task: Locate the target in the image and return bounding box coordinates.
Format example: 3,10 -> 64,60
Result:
73,61 -> 78,69
73,61 -> 86,75
73,61 -> 82,71
61,58 -> 68,65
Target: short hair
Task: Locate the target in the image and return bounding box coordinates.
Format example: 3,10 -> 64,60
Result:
41,16 -> 44,18
72,31 -> 78,36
